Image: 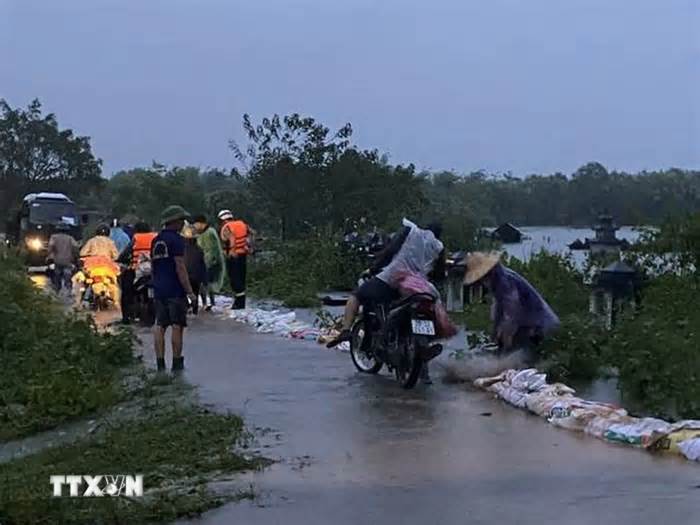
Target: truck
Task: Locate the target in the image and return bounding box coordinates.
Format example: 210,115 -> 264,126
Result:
6,193 -> 83,266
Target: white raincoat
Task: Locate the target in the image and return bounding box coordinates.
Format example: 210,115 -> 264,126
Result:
376,219 -> 444,286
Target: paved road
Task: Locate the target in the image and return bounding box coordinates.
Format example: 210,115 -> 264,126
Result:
158,314 -> 700,525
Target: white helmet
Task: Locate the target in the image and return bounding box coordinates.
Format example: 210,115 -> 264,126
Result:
217,209 -> 234,221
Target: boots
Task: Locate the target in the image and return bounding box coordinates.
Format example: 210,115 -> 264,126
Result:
232,293 -> 246,310
156,358 -> 166,372
172,356 -> 184,372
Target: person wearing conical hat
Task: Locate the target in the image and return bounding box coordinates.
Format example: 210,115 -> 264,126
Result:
463,252 -> 560,352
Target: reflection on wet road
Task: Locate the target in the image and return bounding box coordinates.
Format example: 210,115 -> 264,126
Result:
154,316 -> 700,525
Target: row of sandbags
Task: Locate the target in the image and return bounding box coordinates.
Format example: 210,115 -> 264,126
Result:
225,305 -> 348,349
474,369 -> 700,462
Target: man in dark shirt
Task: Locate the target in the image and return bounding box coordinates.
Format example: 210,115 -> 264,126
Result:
151,205 -> 196,372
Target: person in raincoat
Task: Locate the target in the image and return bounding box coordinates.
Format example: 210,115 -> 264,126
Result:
463,252 -> 560,352
109,219 -> 131,258
192,214 -> 225,311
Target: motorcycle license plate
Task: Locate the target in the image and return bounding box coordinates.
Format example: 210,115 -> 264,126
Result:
411,319 -> 435,336
147,288 -> 154,299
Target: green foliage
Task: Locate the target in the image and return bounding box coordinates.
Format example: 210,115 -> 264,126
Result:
604,276 -> 700,419
248,233 -> 365,307
0,99 -> 103,222
0,406 -> 268,525
0,256 -> 134,440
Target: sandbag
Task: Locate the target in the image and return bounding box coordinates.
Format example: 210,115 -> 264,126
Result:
678,438 -> 700,461
489,382 -> 530,408
584,413 -> 634,440
548,399 -> 626,433
525,386 -> 577,418
651,421 -> 700,455
602,417 -> 672,448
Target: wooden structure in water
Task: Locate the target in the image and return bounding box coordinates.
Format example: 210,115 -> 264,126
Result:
491,223 -> 524,244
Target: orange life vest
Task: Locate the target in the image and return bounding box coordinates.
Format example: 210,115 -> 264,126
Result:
221,220 -> 250,256
131,232 -> 157,268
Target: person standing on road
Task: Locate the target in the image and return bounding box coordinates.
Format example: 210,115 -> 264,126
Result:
47,229 -> 78,293
192,214 -> 225,311
181,223 -> 207,314
151,206 -> 197,373
218,209 -> 252,310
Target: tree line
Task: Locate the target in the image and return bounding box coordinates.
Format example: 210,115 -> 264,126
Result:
2,99 -> 699,249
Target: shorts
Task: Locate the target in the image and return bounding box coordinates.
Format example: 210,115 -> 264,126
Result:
155,297 -> 188,328
355,277 -> 398,307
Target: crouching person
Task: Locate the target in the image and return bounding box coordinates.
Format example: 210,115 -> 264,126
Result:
463,252 -> 560,355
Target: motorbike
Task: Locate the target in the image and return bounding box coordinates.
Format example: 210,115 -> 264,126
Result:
132,258 -> 155,326
74,256 -> 120,311
349,277 -> 444,389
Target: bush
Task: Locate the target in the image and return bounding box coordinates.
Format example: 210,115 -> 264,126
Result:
248,233 -> 365,307
0,256 -> 134,441
603,276 -> 700,419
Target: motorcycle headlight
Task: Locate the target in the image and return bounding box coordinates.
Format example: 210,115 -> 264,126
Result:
26,237 -> 44,251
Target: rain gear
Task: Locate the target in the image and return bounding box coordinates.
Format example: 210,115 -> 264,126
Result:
80,236 -> 119,260
376,219 -> 444,286
196,226 -> 225,293
488,263 -> 560,345
110,226 -> 131,256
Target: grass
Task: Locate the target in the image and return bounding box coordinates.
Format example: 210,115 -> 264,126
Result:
0,256 -> 136,441
0,404 -> 271,525
0,254 -> 272,523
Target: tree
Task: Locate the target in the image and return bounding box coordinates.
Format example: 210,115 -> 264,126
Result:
0,99 -> 103,220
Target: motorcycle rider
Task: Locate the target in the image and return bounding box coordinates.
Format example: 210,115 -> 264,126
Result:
117,222 -> 156,323
327,219 -> 446,383
80,224 -> 119,260
77,224 -> 121,307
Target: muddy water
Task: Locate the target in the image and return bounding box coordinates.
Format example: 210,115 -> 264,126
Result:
168,315 -> 700,525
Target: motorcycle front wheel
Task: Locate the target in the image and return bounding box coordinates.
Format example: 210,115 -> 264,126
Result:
350,321 -> 382,374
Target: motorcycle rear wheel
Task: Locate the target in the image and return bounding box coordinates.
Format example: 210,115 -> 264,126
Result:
350,321 -> 382,374
395,336 -> 423,389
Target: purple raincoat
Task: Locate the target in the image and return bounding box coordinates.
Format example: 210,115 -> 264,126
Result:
488,264 -> 560,342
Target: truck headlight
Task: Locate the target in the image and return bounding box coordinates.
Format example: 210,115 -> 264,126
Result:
26,237 -> 44,251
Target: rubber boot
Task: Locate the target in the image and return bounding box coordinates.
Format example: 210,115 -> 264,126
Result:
233,294 -> 246,310
172,356 -> 184,372
156,358 -> 166,372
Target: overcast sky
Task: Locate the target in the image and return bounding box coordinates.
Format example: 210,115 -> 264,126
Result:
2,0 -> 698,176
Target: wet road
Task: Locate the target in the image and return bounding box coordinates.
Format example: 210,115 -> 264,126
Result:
160,314 -> 700,525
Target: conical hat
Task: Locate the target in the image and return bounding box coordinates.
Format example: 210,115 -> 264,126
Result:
463,251 -> 501,285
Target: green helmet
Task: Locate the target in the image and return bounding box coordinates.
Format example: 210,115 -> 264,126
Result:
161,205 -> 190,225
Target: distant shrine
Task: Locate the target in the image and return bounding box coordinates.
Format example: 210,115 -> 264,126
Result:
569,213 -> 630,256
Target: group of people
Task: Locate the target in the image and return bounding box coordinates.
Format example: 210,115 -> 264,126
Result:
327,219 -> 560,358
46,205 -> 253,372
49,208 -> 559,378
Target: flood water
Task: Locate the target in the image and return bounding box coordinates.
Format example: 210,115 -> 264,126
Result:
499,225 -> 644,267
